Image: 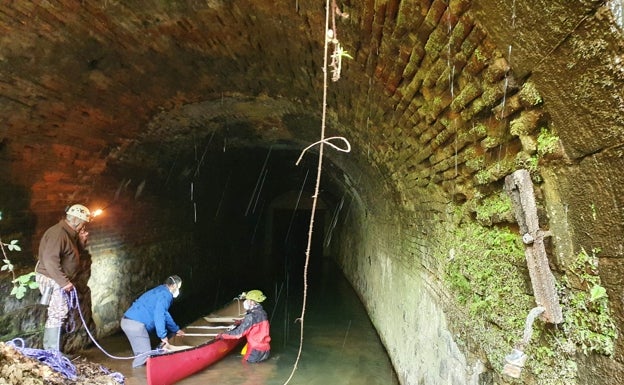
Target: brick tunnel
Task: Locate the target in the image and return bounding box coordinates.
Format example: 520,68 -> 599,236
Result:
0,1 -> 623,384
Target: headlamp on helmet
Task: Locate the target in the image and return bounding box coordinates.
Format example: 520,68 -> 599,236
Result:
66,204 -> 91,223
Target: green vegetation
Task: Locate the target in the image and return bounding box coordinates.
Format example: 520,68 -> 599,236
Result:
536,127 -> 559,156
524,248 -> 616,383
474,158 -> 515,186
469,123 -> 487,138
509,113 -> 535,137
474,192 -> 513,225
442,204 -> 617,383
470,98 -> 486,115
465,154 -> 485,171
528,334 -> 578,385
514,152 -> 541,183
475,169 -> 491,185
481,136 -> 499,149
452,83 -> 481,112
515,152 -> 539,172
442,213 -> 532,371
514,126 -> 558,183
1,210 -> 38,299
509,126 -> 558,184
518,82 -> 543,106
561,247 -> 616,356
446,222 -> 527,323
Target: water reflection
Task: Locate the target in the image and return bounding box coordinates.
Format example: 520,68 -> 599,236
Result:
81,260 -> 398,385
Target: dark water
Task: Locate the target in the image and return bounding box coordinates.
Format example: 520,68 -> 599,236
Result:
80,260 -> 399,385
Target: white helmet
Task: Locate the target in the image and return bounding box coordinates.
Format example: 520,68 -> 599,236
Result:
66,204 -> 91,222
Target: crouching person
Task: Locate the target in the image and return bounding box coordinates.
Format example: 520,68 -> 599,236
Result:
121,275 -> 186,367
218,289 -> 271,363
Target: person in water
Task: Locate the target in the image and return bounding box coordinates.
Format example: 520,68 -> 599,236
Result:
218,289 -> 271,363
121,275 -> 186,367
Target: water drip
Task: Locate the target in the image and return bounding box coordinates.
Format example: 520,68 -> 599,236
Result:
499,45 -> 512,119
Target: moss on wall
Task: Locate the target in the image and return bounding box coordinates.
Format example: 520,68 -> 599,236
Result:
437,203 -> 617,384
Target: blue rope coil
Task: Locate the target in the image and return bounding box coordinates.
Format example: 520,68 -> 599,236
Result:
7,338 -> 77,380
7,337 -> 127,384
8,287 -> 169,383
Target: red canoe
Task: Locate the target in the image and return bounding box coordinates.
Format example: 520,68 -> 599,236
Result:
146,300 -> 245,385
146,338 -> 240,385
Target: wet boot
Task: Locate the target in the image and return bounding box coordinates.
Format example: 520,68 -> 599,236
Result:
43,327 -> 61,351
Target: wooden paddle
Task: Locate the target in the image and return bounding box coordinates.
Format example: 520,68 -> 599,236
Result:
186,325 -> 232,330
183,333 -> 220,337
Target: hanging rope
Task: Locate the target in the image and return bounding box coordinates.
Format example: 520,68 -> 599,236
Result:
283,1 -> 351,383
295,136 -> 351,167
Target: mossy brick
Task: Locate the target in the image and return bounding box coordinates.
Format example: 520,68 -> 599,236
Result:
448,14 -> 474,55
450,81 -> 483,111
423,57 -> 449,88
424,23 -> 450,61
510,109 -> 544,136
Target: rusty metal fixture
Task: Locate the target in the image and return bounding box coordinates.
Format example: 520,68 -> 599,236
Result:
504,169 -> 563,324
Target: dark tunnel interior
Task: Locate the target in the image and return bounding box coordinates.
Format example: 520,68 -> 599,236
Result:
111,137 -> 345,326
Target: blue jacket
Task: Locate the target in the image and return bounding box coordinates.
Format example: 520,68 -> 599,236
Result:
124,285 -> 180,339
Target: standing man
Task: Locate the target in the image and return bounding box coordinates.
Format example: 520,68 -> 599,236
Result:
121,275 -> 186,367
35,204 -> 91,351
218,289 -> 271,363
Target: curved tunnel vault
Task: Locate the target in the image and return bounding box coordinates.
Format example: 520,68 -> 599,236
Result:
90,97 -> 356,324
0,1 -> 623,385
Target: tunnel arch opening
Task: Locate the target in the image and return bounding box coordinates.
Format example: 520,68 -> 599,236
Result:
97,118 -> 363,328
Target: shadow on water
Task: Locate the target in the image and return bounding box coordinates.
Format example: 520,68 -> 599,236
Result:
80,259 -> 399,385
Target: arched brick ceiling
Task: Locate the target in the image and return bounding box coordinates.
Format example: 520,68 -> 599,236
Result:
0,2 -> 351,205
0,0 -> 621,263
0,0 -> 622,278
1,1 -> 623,382
1,0 -> 622,202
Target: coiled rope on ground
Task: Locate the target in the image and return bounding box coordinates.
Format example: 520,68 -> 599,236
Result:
7,287 -> 165,384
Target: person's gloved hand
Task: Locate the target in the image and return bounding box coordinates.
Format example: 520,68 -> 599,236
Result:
176,330 -> 185,337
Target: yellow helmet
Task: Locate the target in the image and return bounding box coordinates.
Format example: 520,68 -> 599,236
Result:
245,290 -> 266,303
